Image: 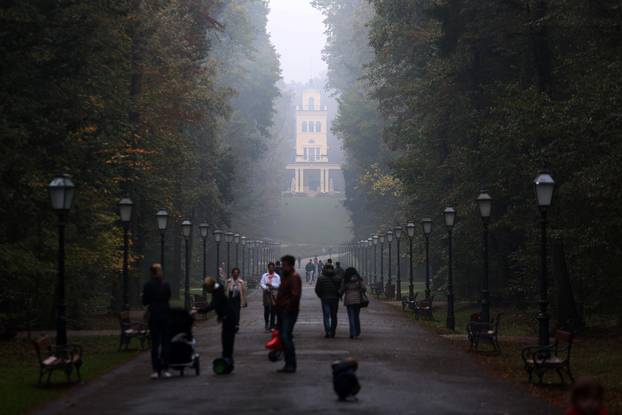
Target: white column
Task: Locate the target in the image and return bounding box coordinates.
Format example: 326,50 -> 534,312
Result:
300,168 -> 305,193
319,168 -> 324,193
294,168 -> 299,192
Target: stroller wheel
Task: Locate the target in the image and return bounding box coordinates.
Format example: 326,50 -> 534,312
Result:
268,350 -> 282,362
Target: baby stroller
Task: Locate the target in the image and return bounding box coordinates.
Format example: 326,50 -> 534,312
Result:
265,329 -> 283,362
167,308 -> 200,376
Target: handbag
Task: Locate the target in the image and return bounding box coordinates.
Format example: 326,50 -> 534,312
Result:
359,281 -> 369,308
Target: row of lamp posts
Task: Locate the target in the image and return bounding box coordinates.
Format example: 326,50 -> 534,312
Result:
48,173 -> 281,348
342,171 -> 555,345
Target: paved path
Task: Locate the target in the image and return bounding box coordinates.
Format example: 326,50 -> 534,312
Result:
38,279 -> 556,415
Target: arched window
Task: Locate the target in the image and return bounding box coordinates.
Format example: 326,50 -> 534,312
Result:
308,97 -> 315,110
316,121 -> 321,132
309,121 -> 314,132
302,121 -> 307,132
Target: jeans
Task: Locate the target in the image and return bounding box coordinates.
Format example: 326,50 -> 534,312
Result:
264,304 -> 276,328
279,311 -> 299,369
149,315 -> 169,372
346,304 -> 361,337
321,299 -> 339,337
222,318 -> 236,361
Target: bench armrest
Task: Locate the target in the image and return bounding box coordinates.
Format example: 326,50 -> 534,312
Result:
521,344 -> 557,365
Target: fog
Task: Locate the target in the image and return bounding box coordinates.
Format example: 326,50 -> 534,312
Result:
268,0 -> 327,83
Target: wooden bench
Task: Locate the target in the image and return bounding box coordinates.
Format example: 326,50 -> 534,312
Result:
413,296 -> 434,320
118,311 -> 149,351
401,292 -> 419,311
32,335 -> 82,386
467,312 -> 502,352
521,330 -> 575,384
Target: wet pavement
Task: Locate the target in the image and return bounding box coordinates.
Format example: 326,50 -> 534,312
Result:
37,277 -> 556,415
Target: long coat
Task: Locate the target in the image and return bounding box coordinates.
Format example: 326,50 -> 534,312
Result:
341,277 -> 367,306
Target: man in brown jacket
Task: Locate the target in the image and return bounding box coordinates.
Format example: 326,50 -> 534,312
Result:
275,255 -> 302,373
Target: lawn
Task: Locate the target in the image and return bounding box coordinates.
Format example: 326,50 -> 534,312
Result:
395,300 -> 622,413
0,336 -> 142,415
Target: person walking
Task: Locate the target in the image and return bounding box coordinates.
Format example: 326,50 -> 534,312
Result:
260,262 -> 281,331
142,263 -> 172,379
315,263 -> 342,338
312,257 -> 319,283
275,260 -> 284,279
305,259 -> 315,283
335,261 -> 345,279
193,277 -> 237,370
275,255 -> 302,374
225,267 -> 247,332
340,267 -> 367,339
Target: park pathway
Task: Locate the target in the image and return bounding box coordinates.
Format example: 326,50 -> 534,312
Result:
37,276 -> 556,415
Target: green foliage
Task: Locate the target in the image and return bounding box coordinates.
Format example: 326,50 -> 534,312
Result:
0,0 -> 281,326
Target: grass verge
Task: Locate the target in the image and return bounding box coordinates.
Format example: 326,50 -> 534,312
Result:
1,335 -> 142,415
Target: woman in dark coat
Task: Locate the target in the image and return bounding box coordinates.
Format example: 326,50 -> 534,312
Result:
340,267 -> 367,339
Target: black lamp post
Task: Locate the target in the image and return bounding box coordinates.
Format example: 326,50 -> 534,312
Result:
372,234 -> 378,286
476,190 -> 492,323
421,218 -> 433,300
156,209 -> 168,268
379,233 -> 385,292
199,223 -> 209,296
406,221 -> 416,301
213,229 -> 222,282
443,207 -> 456,330
234,233 -> 240,267
534,171 -> 555,347
241,236 -> 247,277
181,220 -> 192,310
367,237 -> 372,284
386,230 -> 394,296
118,197 -> 133,311
394,227 -> 402,300
49,174 -> 75,348
225,231 -> 233,276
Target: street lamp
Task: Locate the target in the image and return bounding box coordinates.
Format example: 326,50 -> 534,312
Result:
443,207 -> 456,330
225,231 -> 233,277
156,209 -> 168,268
406,221 -> 415,301
199,223 -> 209,297
372,234 -> 378,286
476,190 -> 493,323
534,171 -> 555,347
394,227 -> 402,300
181,220 -> 193,310
234,233 -> 240,267
118,197 -> 133,311
241,236 -> 247,277
49,174 -> 75,348
386,230 -> 394,298
379,232 -> 385,293
213,229 -> 222,282
367,237 -> 372,284
421,218 -> 433,299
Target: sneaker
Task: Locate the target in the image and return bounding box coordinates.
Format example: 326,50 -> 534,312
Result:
162,371 -> 172,378
150,372 -> 159,380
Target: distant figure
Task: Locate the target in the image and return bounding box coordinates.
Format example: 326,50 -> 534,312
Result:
298,256 -> 302,268
305,259 -> 315,283
142,263 -> 172,379
315,263 -> 342,338
566,377 -> 609,415
340,267 -> 367,339
327,258 -> 333,266
275,255 -> 302,373
334,261 -> 344,279
260,262 -> 281,331
318,260 -> 324,277
194,277 -> 237,372
275,260 -> 284,279
218,262 -> 227,282
225,267 -> 247,332
313,257 -> 319,283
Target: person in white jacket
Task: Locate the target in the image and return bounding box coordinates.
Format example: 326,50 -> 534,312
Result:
260,262 -> 281,331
